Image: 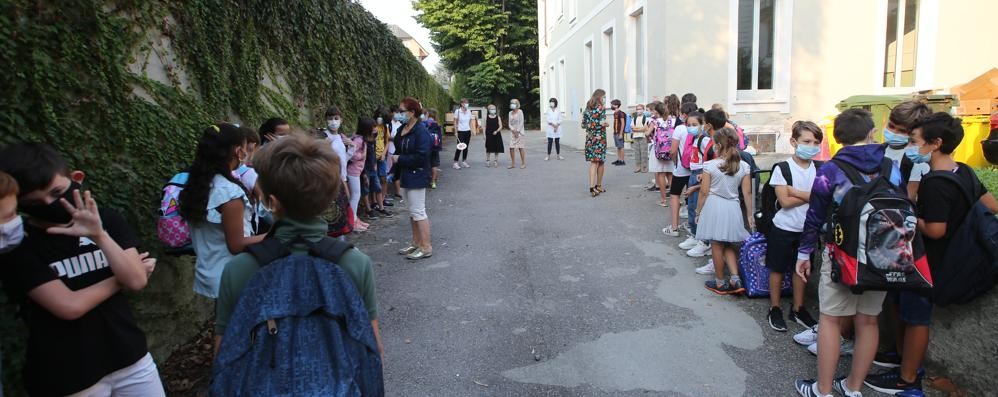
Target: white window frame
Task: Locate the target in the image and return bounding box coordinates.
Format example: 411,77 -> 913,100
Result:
601,22 -> 616,99
627,3 -> 647,105
871,0 -> 938,93
558,57 -> 567,115
726,0 -> 793,114
568,0 -> 578,24
583,37 -> 594,98
556,0 -> 564,21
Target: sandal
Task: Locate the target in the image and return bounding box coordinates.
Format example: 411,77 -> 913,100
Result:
398,245 -> 418,255
596,185 -> 606,193
590,187 -> 598,197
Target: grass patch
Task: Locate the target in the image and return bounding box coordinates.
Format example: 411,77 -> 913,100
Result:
976,167 -> 998,194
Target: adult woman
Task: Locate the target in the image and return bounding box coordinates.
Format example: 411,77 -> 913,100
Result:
508,98 -> 526,169
545,97 -> 564,161
583,89 -> 609,197
483,104 -> 505,167
394,97 -> 434,260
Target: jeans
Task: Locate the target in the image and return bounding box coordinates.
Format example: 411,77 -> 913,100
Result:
687,169 -> 702,235
547,137 -> 561,155
454,130 -> 471,161
632,136 -> 648,171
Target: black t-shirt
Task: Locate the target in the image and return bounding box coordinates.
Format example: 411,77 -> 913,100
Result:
1,209 -> 148,396
917,165 -> 988,268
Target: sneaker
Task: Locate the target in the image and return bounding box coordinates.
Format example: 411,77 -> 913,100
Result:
873,351 -> 902,368
453,163 -> 461,170
679,236 -> 699,250
768,307 -> 788,332
807,338 -> 855,356
366,210 -> 380,220
557,155 -> 565,160
695,259 -> 715,275
864,367 -> 923,394
378,208 -> 394,217
431,181 -> 438,189
461,161 -> 471,168
789,308 -> 818,328
795,379 -> 832,397
383,200 -> 394,207
704,279 -> 736,295
793,326 -> 818,346
545,156 -> 550,161
661,226 -> 680,237
832,376 -> 863,397
728,279 -> 745,294
646,185 -> 660,192
686,241 -> 710,257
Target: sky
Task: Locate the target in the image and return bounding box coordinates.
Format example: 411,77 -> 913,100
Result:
359,0 -> 440,73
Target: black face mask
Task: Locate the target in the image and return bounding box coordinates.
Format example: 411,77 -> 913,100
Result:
20,182 -> 80,224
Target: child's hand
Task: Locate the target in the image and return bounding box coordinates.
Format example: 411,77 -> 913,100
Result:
138,252 -> 156,279
46,190 -> 104,239
795,259 -> 811,282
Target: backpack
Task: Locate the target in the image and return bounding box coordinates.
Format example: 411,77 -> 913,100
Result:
427,119 -> 442,150
624,113 -> 633,133
920,168 -> 998,306
825,158 -> 932,293
680,129 -> 702,170
156,172 -> 191,248
691,134 -> 715,166
653,117 -> 675,161
756,160 -> 824,236
211,237 -> 384,397
729,121 -> 749,150
738,232 -> 792,298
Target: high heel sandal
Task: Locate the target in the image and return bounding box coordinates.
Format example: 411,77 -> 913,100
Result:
590,187 -> 598,197
596,185 -> 606,193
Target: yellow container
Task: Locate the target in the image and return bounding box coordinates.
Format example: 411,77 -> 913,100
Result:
821,114 -> 991,167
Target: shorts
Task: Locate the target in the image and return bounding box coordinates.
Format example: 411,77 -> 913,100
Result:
366,170 -> 382,193
818,252 -> 887,317
401,188 -> 428,221
614,135 -> 625,148
889,291 -> 933,326
431,151 -> 441,168
764,226 -> 801,273
669,175 -> 690,196
66,353 -> 165,397
377,159 -> 388,177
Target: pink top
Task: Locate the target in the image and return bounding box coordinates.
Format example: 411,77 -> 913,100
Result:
347,135 -> 367,177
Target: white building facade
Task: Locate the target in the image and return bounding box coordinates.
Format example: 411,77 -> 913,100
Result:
538,0 -> 998,153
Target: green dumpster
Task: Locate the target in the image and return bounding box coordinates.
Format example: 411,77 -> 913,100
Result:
834,94 -> 958,142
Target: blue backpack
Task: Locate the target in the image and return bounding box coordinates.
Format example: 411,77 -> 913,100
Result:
738,232 -> 792,298
624,113 -> 633,133
210,237 -> 384,397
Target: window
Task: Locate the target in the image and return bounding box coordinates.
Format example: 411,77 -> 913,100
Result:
555,0 -> 563,20
736,0 -> 775,93
549,65 -> 556,100
584,40 -> 594,97
568,0 -> 578,23
558,58 -> 566,112
632,8 -> 646,103
602,26 -> 615,97
883,0 -> 918,87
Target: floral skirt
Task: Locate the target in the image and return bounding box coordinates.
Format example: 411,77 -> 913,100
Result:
585,132 -> 607,162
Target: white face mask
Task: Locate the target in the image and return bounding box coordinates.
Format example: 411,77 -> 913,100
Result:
376,117 -> 383,124
510,103 -> 518,110
549,102 -> 556,109
327,119 -> 341,131
0,215 -> 24,254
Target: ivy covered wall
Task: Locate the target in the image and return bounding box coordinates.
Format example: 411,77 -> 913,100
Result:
0,0 -> 449,393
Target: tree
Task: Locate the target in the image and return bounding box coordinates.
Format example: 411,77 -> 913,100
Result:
414,0 -> 538,121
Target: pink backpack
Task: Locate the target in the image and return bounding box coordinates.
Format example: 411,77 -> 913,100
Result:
680,131 -> 699,169
653,117 -> 675,161
156,172 -> 191,248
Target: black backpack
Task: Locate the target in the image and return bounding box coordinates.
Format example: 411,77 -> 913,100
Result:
825,158 -> 932,293
920,168 -> 998,306
756,160 -> 823,236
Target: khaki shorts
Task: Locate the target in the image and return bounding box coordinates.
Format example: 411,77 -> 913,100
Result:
817,252 -> 887,317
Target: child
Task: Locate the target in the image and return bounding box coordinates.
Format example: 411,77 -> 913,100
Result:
765,121 -> 823,332
663,102 -> 701,237
864,113 -> 998,394
426,108 -> 443,188
685,109 -> 726,264
881,100 -> 932,199
0,143 -> 163,396
794,108 -> 899,397
631,103 -> 649,172
180,124 -> 264,298
611,99 -> 627,166
372,106 -> 393,217
348,118 -> 372,232
214,133 -> 383,354
694,127 -> 753,294
483,104 -> 505,167
0,171 -> 22,254
324,106 -> 351,198
259,117 -> 290,145
647,101 -> 675,207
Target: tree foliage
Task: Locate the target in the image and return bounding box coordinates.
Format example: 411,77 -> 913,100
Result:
414,0 -> 538,119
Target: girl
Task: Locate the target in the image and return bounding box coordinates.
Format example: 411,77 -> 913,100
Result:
371,106 -> 393,217
631,103 -> 650,172
695,127 -> 753,295
348,118 -> 373,232
426,109 -> 443,188
508,98 -> 526,169
583,89 -> 609,196
180,123 -> 264,298
483,104 -> 505,167
545,97 -> 564,161
664,108 -> 702,237
647,101 -> 675,206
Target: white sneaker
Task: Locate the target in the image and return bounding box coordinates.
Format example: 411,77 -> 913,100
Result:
461,161 -> 471,168
695,260 -> 715,275
807,338 -> 855,356
686,241 -> 710,257
794,326 -> 818,346
557,155 -> 565,160
678,236 -> 699,250
453,163 -> 461,170
545,156 -> 550,161
661,226 -> 680,237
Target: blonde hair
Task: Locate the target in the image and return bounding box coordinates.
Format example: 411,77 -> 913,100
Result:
587,89 -> 606,110
713,127 -> 742,176
252,134 -> 341,219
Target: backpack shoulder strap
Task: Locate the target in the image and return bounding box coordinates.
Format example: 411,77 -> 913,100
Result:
245,237 -> 293,266
309,237 -> 355,263
776,161 -> 793,186
813,160 -> 825,169
900,155 -> 914,182
830,158 -> 865,185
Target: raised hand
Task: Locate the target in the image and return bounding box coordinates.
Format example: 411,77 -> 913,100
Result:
46,190 -> 104,239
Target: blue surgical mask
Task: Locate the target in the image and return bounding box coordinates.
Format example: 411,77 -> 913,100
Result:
796,144 -> 820,160
394,112 -> 410,123
883,127 -> 909,147
687,126 -> 700,135
643,111 -> 650,117
905,145 -> 932,164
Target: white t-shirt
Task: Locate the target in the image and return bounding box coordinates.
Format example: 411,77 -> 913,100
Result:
545,109 -> 563,138
769,158 -> 817,233
456,108 -> 474,131
326,131 -> 348,182
884,146 -> 930,182
672,125 -> 691,177
690,134 -> 712,171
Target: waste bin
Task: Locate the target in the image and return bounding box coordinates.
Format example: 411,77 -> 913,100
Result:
957,115 -> 992,167
823,94 -> 958,159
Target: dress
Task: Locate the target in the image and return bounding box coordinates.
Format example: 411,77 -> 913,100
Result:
695,159 -> 751,243
508,110 -> 525,149
583,106 -> 607,162
484,115 -> 504,153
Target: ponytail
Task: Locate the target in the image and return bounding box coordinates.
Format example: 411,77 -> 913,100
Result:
714,127 -> 742,176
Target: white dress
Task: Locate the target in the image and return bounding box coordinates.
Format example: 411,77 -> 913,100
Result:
647,116 -> 675,173
695,159 -> 751,243
545,109 -> 563,138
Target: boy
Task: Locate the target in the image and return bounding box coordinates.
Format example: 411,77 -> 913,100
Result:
426,108 -> 443,189
765,121 -> 823,332
214,134 -> 383,355
880,100 -> 932,199
611,99 -> 627,166
0,143 -> 162,396
794,109 -> 901,397
864,112 -> 998,393
0,172 -> 22,254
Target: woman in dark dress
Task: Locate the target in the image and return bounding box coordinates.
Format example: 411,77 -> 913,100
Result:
483,104 -> 505,167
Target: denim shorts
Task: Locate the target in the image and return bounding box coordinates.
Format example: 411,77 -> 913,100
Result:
890,290 -> 933,326
377,159 -> 388,177
366,170 -> 382,193
614,135 -> 625,148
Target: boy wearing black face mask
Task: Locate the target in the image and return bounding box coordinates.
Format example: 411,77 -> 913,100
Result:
0,143 -> 164,396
